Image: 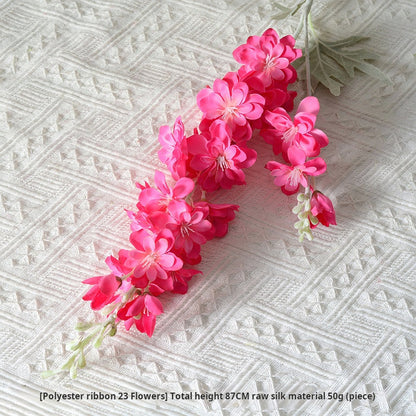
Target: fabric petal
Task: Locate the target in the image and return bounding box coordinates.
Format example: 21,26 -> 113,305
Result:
297,96 -> 320,115
99,274 -> 119,296
172,177 -> 194,199
144,294 -> 164,315
287,146 -> 306,166
158,253 -> 176,268
127,296 -> 144,317
304,157 -> 327,176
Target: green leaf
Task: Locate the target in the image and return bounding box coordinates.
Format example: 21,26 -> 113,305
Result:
324,36 -> 368,48
41,370 -> 58,379
61,354 -> 77,371
310,215 -> 319,226
75,321 -> 96,331
70,364 -> 78,379
93,327 -> 106,348
272,4 -> 292,20
296,35 -> 392,96
78,351 -> 86,368
272,0 -> 305,20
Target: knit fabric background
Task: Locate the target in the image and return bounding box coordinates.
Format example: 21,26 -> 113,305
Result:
0,0 -> 415,415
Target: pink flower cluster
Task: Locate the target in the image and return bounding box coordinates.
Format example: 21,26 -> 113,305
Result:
263,95 -> 336,227
82,28 -> 335,338
83,168 -> 238,336
263,97 -> 327,194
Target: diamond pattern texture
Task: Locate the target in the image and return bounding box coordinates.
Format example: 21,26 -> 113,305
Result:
0,0 -> 415,415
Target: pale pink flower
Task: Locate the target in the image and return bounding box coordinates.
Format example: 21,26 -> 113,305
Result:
188,121 -> 257,192
262,96 -> 328,158
158,117 -> 188,180
233,28 -> 301,87
310,191 -> 337,228
265,147 -> 326,195
129,229 -> 183,282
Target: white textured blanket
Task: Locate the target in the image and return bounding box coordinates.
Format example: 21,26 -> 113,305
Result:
0,1 -> 415,415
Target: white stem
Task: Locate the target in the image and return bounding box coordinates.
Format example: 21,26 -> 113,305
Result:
304,0 -> 314,97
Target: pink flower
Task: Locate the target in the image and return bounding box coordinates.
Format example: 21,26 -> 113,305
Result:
233,28 -> 301,88
169,268 -> 202,294
127,209 -> 167,233
167,201 -> 212,264
188,121 -> 257,192
143,267 -> 202,295
117,294 -> 163,336
262,96 -> 328,158
105,253 -> 131,277
129,229 -> 183,282
139,170 -> 194,211
197,71 -> 264,139
196,201 -> 239,238
265,147 -> 326,195
158,117 -> 188,180
236,64 -> 298,130
82,274 -> 121,310
310,191 -> 337,228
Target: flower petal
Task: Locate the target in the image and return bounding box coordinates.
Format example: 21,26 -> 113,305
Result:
297,96 -> 320,115
172,177 -> 194,199
287,146 -> 306,166
99,274 -> 119,296
144,294 -> 164,315
158,253 -> 176,268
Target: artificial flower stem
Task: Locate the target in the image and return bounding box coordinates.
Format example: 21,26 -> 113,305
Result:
42,285 -> 138,379
119,270 -> 134,282
303,0 -> 317,191
304,0 -> 314,97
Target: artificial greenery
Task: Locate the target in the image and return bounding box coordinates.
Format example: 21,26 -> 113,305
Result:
274,0 -> 391,95
294,34 -> 391,96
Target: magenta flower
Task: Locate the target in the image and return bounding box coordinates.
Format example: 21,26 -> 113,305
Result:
129,229 -> 183,282
262,96 -> 328,159
197,72 -> 264,136
167,201 -> 212,264
72,30 -> 337,370
126,209 -> 163,233
169,268 -> 202,294
188,121 -> 257,192
82,274 -> 121,310
233,28 -> 301,87
105,253 -> 131,277
310,191 -> 337,228
139,170 -> 194,211
195,201 -> 239,238
117,294 -> 163,336
265,147 -> 326,195
158,117 -> 188,180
